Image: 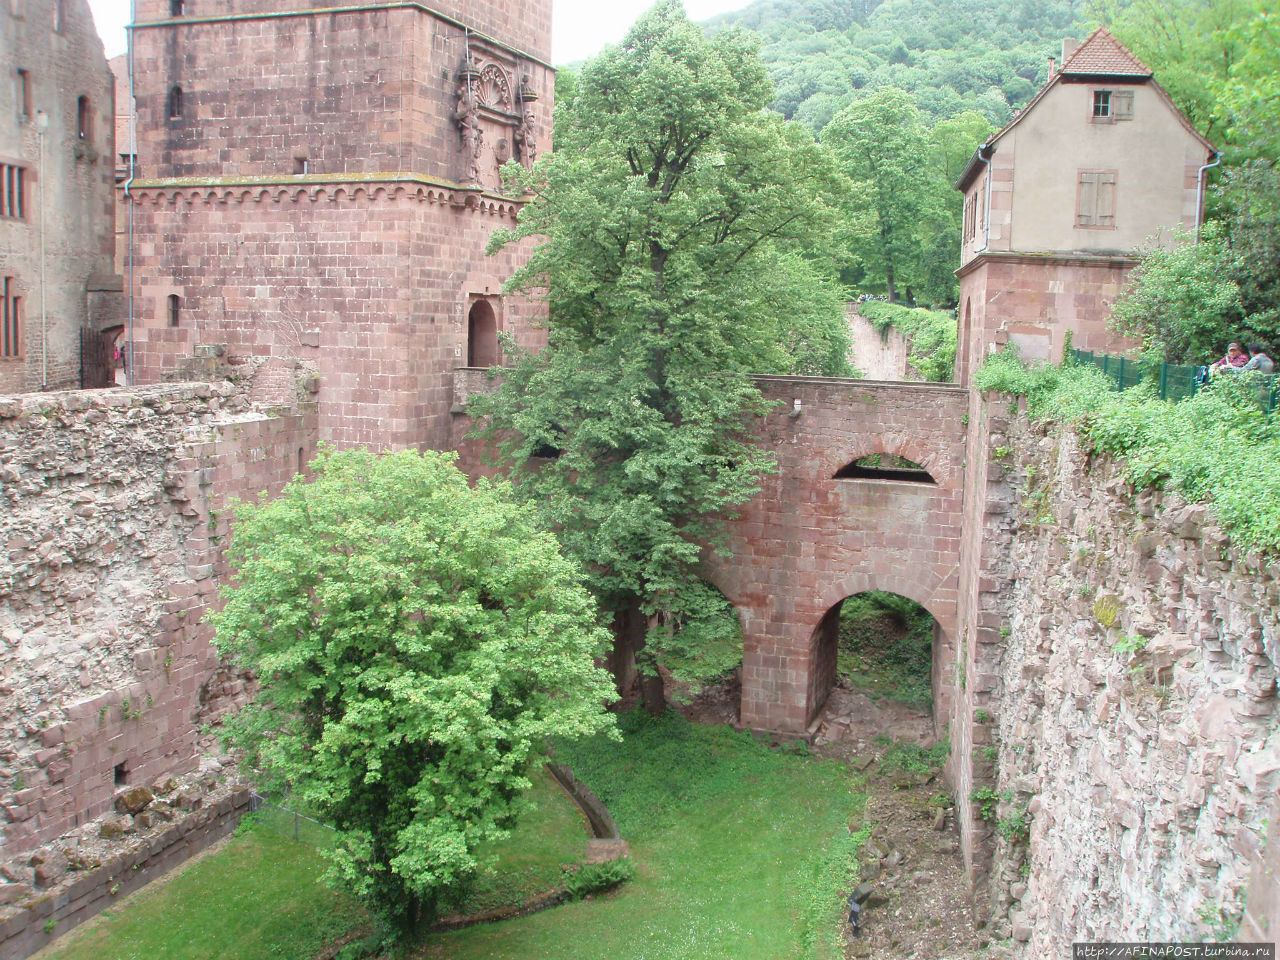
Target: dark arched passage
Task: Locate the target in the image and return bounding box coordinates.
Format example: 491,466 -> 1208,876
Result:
466,299 -> 499,367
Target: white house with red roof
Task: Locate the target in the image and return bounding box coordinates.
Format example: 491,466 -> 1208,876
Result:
953,28 -> 1217,384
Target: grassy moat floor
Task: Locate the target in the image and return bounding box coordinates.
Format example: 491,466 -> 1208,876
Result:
37,714 -> 868,960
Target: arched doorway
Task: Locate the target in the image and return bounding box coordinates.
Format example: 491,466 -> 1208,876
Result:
809,591 -> 942,746
466,299 -> 499,367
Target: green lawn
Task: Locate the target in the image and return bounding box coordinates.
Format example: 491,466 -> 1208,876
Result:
38,824 -> 368,960
39,768 -> 588,960
420,714 -> 866,960
41,718 -> 865,960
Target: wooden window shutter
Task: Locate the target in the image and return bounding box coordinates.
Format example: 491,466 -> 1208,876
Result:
1096,172 -> 1116,226
1078,172 -> 1097,226
1113,90 -> 1134,120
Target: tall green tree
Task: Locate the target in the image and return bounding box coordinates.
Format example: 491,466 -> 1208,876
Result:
210,449 -> 617,939
822,88 -> 949,302
479,0 -> 850,709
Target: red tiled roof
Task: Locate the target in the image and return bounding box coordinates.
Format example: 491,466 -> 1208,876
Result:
1060,28 -> 1152,77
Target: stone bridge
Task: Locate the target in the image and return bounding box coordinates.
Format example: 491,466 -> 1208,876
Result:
452,370 -> 968,735
708,376 -> 968,734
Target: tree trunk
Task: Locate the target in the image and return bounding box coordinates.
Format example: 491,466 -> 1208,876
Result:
639,669 -> 667,715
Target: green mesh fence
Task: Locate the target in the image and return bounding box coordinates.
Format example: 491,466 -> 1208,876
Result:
1070,349 -> 1278,413
248,793 -> 339,848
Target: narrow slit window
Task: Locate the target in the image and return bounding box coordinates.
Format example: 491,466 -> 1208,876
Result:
77,95 -> 90,139
2,277 -> 21,359
53,0 -> 64,32
294,157 -> 309,174
170,0 -> 185,14
167,86 -> 183,120
17,69 -> 31,119
168,294 -> 181,328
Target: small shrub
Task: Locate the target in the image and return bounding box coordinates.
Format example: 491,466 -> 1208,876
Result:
1112,634 -> 1149,656
1092,595 -> 1121,629
562,858 -> 635,901
997,805 -> 1030,846
971,787 -> 999,822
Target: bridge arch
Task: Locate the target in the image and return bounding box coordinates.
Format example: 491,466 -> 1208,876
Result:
712,377 -> 967,734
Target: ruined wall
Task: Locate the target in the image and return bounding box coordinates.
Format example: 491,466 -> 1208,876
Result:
0,370 -> 317,861
969,406 -> 1279,950
846,308 -> 912,382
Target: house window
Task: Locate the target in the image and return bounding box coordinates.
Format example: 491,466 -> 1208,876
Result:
2,277 -> 21,359
17,69 -> 31,120
1092,89 -> 1134,122
1077,170 -> 1117,229
167,86 -> 183,120
168,294 -> 181,328
77,95 -> 90,139
1,165 -> 26,219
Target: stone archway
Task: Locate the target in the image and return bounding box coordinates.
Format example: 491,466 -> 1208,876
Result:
467,298 -> 499,368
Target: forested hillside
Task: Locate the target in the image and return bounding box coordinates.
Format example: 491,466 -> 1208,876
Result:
705,0 -> 1083,133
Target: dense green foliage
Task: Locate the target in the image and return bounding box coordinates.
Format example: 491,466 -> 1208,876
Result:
859,300 -> 958,380
481,1 -> 851,707
210,449 -> 617,937
1109,228 -> 1245,364
975,351 -> 1280,554
40,823 -> 368,960
838,591 -> 936,709
1089,0 -> 1279,362
707,0 -> 1080,131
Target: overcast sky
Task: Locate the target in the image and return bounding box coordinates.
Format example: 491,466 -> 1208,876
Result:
85,0 -> 755,63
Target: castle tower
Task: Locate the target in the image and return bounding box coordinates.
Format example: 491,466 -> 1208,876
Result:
124,0 -> 554,448
1,0 -> 122,394
954,29 -> 1216,384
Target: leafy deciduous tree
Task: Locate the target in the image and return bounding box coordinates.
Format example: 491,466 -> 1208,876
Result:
478,0 -> 850,710
211,448 -> 617,938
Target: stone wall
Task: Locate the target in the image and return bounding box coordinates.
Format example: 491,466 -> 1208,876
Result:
846,308 -> 911,382
0,366 -> 317,860
969,404 -> 1279,950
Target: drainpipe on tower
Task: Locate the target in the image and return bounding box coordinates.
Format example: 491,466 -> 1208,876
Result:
972,146 -> 993,255
124,0 -> 137,386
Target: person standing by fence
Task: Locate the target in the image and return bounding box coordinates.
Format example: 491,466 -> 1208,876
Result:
1242,343 -> 1276,374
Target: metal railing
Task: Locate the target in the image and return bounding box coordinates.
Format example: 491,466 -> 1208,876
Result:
1070,349 -> 1278,413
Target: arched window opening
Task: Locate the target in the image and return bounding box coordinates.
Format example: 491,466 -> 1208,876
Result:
76,96 -> 91,140
809,591 -> 940,735
167,86 -> 183,120
833,453 -> 935,484
466,299 -> 499,367
167,294 -> 181,328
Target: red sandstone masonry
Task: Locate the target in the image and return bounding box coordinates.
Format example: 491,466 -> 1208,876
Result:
0,374 -> 317,860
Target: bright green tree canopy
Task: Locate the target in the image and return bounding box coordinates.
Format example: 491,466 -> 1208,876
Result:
210,448 -> 617,937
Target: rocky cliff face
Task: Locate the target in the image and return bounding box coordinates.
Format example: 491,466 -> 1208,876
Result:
984,411 -> 1279,951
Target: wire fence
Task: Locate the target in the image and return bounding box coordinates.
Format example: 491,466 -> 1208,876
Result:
1070,349 -> 1279,413
248,793 -> 338,847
